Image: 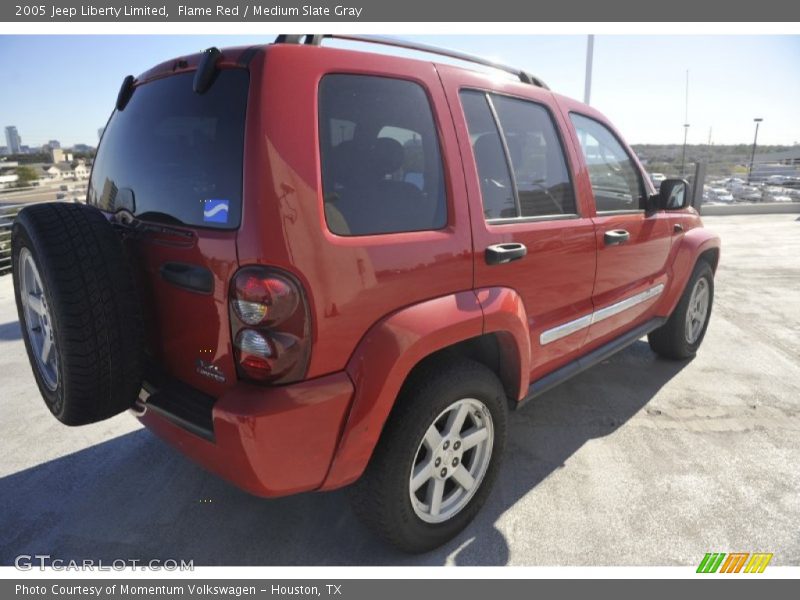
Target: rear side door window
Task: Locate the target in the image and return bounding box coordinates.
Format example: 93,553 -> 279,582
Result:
318,74 -> 447,236
569,113 -> 645,212
460,90 -> 576,221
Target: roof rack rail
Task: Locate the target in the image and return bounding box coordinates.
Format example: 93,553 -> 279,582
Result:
272,34 -> 550,90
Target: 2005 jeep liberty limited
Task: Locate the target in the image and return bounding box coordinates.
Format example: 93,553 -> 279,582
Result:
12,35 -> 720,552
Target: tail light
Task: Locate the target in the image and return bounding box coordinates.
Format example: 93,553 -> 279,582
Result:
229,266 -> 311,383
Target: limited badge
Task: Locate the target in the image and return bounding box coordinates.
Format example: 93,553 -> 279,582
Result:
196,359 -> 226,383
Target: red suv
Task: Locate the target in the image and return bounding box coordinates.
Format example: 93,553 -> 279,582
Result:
12,35 -> 720,553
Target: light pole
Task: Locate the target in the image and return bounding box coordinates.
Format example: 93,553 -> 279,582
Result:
680,70 -> 690,176
681,123 -> 690,176
747,118 -> 763,184
583,35 -> 594,105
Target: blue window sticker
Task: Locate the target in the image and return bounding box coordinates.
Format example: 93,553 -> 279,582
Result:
203,199 -> 230,224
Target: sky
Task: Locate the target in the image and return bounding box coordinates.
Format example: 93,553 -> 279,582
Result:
1,34 -> 798,148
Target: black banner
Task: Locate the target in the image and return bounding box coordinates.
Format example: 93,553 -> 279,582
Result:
3,0 -> 800,22
4,579 -> 796,599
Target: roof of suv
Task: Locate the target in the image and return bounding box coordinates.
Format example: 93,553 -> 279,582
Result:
135,35 -> 549,91
130,36 -> 606,130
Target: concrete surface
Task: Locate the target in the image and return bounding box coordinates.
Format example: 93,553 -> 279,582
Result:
0,214 -> 798,566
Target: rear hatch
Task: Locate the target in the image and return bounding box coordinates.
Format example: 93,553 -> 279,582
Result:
88,66 -> 249,397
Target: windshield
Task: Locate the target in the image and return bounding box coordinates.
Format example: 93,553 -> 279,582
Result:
88,69 -> 248,230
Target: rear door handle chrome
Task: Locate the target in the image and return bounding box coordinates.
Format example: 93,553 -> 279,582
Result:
485,243 -> 528,265
603,229 -> 630,246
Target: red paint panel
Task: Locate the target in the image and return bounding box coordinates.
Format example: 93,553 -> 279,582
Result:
322,291 -> 486,490
140,372 -> 353,497
655,224 -> 721,317
436,65 -> 597,382
553,93 -> 674,346
477,286 -> 531,400
126,228 -> 240,398
235,46 -> 473,381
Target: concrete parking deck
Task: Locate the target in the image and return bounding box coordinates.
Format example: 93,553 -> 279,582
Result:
0,214 -> 798,566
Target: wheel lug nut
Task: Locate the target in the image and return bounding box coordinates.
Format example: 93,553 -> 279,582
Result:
454,441 -> 461,450
443,441 -> 449,450
434,458 -> 441,467
440,468 -> 447,477
452,458 -> 458,467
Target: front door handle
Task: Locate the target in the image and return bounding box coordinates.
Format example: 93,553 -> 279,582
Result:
485,242 -> 527,265
604,229 -> 630,246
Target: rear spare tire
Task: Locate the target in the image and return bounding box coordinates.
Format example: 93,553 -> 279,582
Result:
12,202 -> 143,425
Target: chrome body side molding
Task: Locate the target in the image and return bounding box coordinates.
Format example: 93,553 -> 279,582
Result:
540,283 -> 665,345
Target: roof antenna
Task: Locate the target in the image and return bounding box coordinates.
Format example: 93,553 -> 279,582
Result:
116,75 -> 135,111
194,47 -> 222,94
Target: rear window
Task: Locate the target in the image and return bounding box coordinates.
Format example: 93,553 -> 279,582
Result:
88,69 -> 249,230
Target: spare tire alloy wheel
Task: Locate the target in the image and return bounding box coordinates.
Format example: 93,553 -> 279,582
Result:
410,398 -> 494,523
19,247 -> 59,391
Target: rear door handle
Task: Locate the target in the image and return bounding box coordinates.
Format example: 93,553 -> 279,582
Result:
485,242 -> 527,265
604,229 -> 630,246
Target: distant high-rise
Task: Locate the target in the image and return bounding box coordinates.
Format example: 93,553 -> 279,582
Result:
5,126 -> 21,154
47,139 -> 61,149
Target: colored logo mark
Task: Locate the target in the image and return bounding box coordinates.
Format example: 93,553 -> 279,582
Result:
203,199 -> 230,224
697,552 -> 773,573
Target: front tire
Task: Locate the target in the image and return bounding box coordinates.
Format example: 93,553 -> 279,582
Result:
648,260 -> 714,360
349,358 -> 508,553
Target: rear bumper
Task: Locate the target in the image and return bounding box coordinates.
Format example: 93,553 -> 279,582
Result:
137,372 -> 354,497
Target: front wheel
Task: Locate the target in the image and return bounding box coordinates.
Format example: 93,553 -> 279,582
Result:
648,260 -> 715,359
349,358 -> 508,553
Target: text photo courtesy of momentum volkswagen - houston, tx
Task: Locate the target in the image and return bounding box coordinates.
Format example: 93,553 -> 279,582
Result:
0,0 -> 799,594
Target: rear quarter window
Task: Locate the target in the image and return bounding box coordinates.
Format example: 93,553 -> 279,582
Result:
88,69 -> 248,230
318,74 -> 447,236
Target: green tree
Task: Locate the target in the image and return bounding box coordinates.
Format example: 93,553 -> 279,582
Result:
15,166 -> 38,187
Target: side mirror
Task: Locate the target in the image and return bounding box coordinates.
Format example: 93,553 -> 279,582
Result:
649,178 -> 690,211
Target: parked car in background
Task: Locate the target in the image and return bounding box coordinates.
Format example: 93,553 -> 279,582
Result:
736,187 -> 763,202
722,177 -> 746,192
649,172 -> 666,190
708,187 -> 734,203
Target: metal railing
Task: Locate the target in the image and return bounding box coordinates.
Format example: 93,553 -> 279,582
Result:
0,204 -> 22,276
274,34 -> 550,89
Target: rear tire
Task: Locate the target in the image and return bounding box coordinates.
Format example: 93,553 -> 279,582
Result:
12,202 -> 144,425
349,358 -> 508,553
648,260 -> 714,360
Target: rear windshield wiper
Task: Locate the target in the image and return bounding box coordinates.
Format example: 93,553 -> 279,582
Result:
136,211 -> 186,226
112,210 -> 193,241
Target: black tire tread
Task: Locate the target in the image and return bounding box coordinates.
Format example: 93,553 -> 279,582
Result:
349,357 -> 508,553
648,259 -> 714,360
12,202 -> 143,425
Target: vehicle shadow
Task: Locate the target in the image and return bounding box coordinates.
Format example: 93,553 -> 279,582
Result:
0,320 -> 21,341
0,341 -> 690,566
